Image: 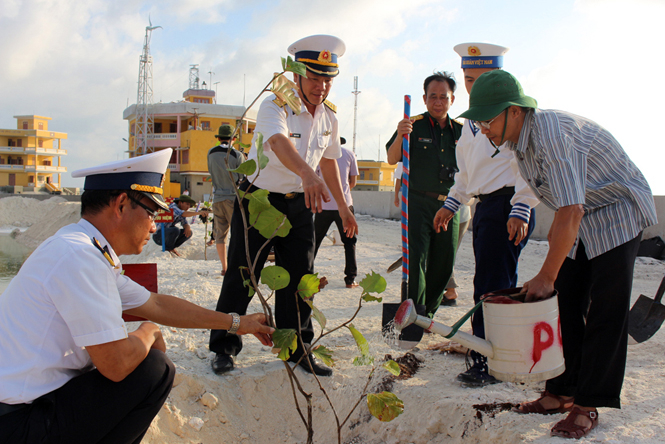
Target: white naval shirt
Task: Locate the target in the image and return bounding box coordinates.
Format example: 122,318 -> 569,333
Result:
444,120 -> 540,222
0,219 -> 150,404
247,91 -> 341,194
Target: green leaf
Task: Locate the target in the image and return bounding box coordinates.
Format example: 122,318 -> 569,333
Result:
362,294 -> 383,303
261,265 -> 290,291
382,360 -> 401,376
281,56 -> 287,71
271,74 -> 302,116
229,159 -> 256,176
306,300 -> 326,330
273,328 -> 297,361
249,205 -> 292,238
311,345 -> 334,367
238,142 -> 251,150
347,323 -> 369,357
247,189 -> 271,213
284,56 -> 307,77
298,274 -> 320,300
353,355 -> 374,366
367,392 -> 404,422
254,132 -> 269,170
241,278 -> 255,298
360,271 -> 387,294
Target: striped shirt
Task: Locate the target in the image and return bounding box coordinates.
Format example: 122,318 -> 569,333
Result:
507,109 -> 657,259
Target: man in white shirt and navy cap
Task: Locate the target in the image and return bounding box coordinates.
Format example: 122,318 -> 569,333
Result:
433,42 -> 540,387
0,149 -> 273,444
210,34 -> 358,377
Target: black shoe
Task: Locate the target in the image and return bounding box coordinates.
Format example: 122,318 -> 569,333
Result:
211,353 -> 234,374
288,354 -> 333,377
456,350 -> 499,387
440,297 -> 457,306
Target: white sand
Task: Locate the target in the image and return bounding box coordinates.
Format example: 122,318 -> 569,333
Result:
7,197 -> 665,443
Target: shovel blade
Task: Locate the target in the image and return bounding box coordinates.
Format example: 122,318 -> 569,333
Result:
628,294 -> 665,344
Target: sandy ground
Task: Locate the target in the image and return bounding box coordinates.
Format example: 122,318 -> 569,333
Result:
5,196 -> 665,443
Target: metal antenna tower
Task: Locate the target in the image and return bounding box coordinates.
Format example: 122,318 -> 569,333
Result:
135,19 -> 161,156
189,64 -> 200,89
352,76 -> 361,154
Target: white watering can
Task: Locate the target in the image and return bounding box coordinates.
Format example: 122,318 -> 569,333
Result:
394,289 -> 565,383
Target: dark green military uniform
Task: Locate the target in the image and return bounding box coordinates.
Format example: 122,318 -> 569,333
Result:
387,112 -> 463,316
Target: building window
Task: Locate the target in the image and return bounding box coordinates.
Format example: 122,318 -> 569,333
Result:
369,173 -> 373,180
182,150 -> 189,164
38,140 -> 43,148
360,171 -> 365,180
155,123 -> 162,134
201,121 -> 210,130
43,160 -> 51,166
38,122 -> 44,130
23,122 -> 28,130
28,175 -> 33,182
17,139 -> 22,147
170,123 -> 177,133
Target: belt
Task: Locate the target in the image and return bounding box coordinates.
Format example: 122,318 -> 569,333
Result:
410,188 -> 447,202
240,183 -> 302,200
0,402 -> 28,417
476,186 -> 515,202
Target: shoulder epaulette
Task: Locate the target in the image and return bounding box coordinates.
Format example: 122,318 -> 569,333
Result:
273,97 -> 287,108
452,118 -> 464,126
324,100 -> 337,113
412,114 -> 425,121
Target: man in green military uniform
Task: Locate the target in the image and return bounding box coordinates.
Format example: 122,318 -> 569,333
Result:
387,71 -> 463,316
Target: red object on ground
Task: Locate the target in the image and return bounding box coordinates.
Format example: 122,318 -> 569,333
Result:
121,263 -> 158,322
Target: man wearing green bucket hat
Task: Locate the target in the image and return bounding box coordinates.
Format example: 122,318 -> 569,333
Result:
461,69 -> 657,439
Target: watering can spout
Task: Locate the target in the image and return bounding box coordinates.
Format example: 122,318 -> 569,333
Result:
394,299 -> 494,358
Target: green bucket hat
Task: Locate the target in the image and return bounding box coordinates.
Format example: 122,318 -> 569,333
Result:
459,70 -> 537,122
216,124 -> 233,139
176,194 -> 196,205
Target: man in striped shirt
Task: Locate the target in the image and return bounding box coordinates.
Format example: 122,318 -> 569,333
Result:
460,70 -> 657,439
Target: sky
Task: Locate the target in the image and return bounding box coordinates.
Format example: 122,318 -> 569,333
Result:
2,0 -> 664,193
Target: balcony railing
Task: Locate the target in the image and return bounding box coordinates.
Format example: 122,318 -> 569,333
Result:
24,165 -> 67,173
167,163 -> 180,172
148,133 -> 178,140
0,164 -> 25,170
0,146 -> 27,153
25,147 -> 68,155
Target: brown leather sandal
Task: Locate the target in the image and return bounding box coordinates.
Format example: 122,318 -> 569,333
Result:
512,390 -> 574,414
550,407 -> 598,439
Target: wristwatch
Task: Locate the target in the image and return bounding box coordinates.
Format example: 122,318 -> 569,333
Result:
228,313 -> 241,335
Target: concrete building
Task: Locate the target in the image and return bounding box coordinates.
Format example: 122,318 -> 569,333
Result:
123,87 -> 256,202
355,160 -> 398,191
0,115 -> 67,193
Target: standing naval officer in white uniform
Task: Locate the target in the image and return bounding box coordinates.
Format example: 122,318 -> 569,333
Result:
0,149 -> 273,444
209,35 -> 358,377
434,42 -> 540,387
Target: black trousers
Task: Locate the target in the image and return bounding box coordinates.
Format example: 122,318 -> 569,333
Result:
546,233 -> 642,408
209,184 -> 316,356
471,194 -> 536,339
0,349 -> 175,444
314,206 -> 357,285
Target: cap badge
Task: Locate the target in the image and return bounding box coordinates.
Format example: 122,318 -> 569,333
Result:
467,46 -> 481,56
318,50 -> 333,63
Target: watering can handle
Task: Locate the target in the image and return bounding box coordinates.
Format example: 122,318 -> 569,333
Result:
654,275 -> 665,304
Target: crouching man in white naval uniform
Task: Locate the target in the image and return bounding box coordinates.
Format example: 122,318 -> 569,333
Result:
0,149 -> 273,444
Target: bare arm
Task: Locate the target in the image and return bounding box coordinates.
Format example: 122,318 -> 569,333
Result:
387,118 -> 413,165
523,204 -> 584,301
319,158 -> 358,237
267,133 -> 329,212
349,174 -> 357,189
124,292 -> 274,344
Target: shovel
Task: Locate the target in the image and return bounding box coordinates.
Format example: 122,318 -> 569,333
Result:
628,274 -> 665,344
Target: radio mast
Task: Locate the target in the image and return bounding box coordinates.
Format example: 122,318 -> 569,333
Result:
134,19 -> 161,156
352,76 -> 361,154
